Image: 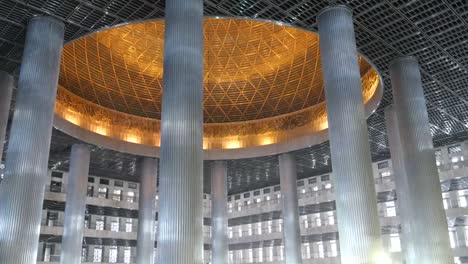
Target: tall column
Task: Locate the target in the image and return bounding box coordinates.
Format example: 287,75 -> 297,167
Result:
0,72 -> 13,162
60,144 -> 91,264
384,106 -> 409,258
156,0 -> 204,263
278,153 -> 302,264
317,6 -> 383,264
0,17 -> 64,263
387,57 -> 452,264
211,161 -> 228,264
136,157 -> 158,264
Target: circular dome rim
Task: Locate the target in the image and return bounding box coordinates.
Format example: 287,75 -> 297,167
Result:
53,15 -> 384,160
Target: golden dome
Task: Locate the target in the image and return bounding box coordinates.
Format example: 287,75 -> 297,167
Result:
55,17 -> 381,156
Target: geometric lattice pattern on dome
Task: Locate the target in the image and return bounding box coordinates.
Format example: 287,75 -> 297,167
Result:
59,18 -> 373,123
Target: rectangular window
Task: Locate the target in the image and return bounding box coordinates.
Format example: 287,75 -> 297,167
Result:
448,145 -> 462,154
465,227 -> 468,246
253,190 -> 260,196
97,187 -> 108,199
330,240 -> 338,257
243,192 -> 250,198
263,188 -> 271,194
114,180 -> 124,187
308,177 -> 317,184
377,161 -> 389,169
127,191 -> 135,203
386,201 -> 396,217
452,156 -> 464,164
50,180 -> 62,193
84,215 -> 90,229
124,247 -> 131,263
304,242 -> 311,259
390,234 -> 401,252
273,186 -> 280,192
87,186 -> 94,197
111,221 -> 119,232
458,190 -> 467,208
81,246 -> 88,261
247,248 -> 253,263
328,212 -> 335,225
435,149 -> 442,166
44,245 -> 52,262
109,247 -> 118,263
314,214 -> 321,227
443,192 -> 450,209
321,175 -> 330,181
449,228 -> 457,248
234,194 -> 241,200
125,219 -> 133,232
93,247 -> 102,262
380,171 -> 391,177
96,220 -> 104,231
88,177 -> 95,183
99,179 -> 109,185
297,180 -> 304,186
280,245 -> 284,261
51,171 -> 63,178
113,189 -> 122,201
128,182 -> 137,189
318,242 -> 324,258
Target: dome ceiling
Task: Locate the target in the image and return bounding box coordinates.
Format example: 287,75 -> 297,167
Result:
59,18 -> 376,123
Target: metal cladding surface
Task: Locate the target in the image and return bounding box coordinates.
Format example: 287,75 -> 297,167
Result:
384,106 -> 410,260
0,17 -> 64,263
211,161 -> 228,264
0,71 -> 13,161
156,0 -> 204,263
60,144 -> 90,264
136,157 -> 158,264
317,6 -> 383,264
278,153 -> 302,264
389,57 -> 452,264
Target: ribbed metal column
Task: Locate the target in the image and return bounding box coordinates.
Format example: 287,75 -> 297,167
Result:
0,17 -> 64,264
60,144 -> 91,264
388,57 -> 452,264
0,72 -> 13,162
317,6 -> 383,264
136,157 -> 158,264
211,161 -> 228,264
384,106 -> 409,259
156,0 -> 204,263
278,153 -> 302,264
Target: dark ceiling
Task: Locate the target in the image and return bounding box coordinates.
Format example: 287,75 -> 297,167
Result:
1,0 -> 468,194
